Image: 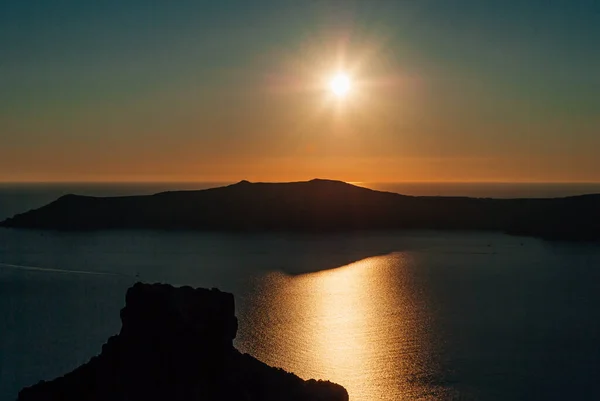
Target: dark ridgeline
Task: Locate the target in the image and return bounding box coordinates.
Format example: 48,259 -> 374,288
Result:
17,283 -> 348,401
2,179 -> 599,240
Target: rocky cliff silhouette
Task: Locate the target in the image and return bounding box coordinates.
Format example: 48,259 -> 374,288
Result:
17,283 -> 348,401
2,179 -> 599,240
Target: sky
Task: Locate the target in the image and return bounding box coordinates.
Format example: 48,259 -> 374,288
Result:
1,0 -> 599,183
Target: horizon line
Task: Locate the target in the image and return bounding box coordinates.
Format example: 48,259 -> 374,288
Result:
2,179 -> 600,185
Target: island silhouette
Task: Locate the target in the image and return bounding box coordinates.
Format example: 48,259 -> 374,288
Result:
2,179 -> 599,241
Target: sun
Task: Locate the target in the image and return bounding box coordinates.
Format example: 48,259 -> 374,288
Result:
329,73 -> 351,98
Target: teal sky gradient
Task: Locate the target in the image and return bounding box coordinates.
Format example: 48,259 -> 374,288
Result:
1,0 -> 599,182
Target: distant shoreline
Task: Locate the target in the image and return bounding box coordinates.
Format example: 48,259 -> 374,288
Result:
2,179 -> 599,242
1,181 -> 599,198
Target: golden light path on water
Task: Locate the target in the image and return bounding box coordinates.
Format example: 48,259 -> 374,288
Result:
237,253 -> 451,400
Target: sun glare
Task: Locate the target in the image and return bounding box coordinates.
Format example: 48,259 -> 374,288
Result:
329,73 -> 351,98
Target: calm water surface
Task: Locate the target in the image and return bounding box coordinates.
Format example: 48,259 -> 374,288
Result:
1,229 -> 599,400
1,184 -> 600,400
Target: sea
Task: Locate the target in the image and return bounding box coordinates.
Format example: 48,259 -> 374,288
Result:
1,182 -> 600,400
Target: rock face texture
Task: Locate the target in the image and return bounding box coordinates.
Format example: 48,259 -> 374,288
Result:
17,283 -> 348,401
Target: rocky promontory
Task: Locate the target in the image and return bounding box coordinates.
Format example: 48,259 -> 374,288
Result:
17,283 -> 348,401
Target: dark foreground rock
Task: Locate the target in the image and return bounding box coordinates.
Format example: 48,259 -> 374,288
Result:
17,283 -> 348,401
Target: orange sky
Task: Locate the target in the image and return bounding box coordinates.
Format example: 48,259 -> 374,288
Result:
2,1 -> 599,183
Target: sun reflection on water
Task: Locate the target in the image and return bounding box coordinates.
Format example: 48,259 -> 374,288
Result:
237,253 -> 449,400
